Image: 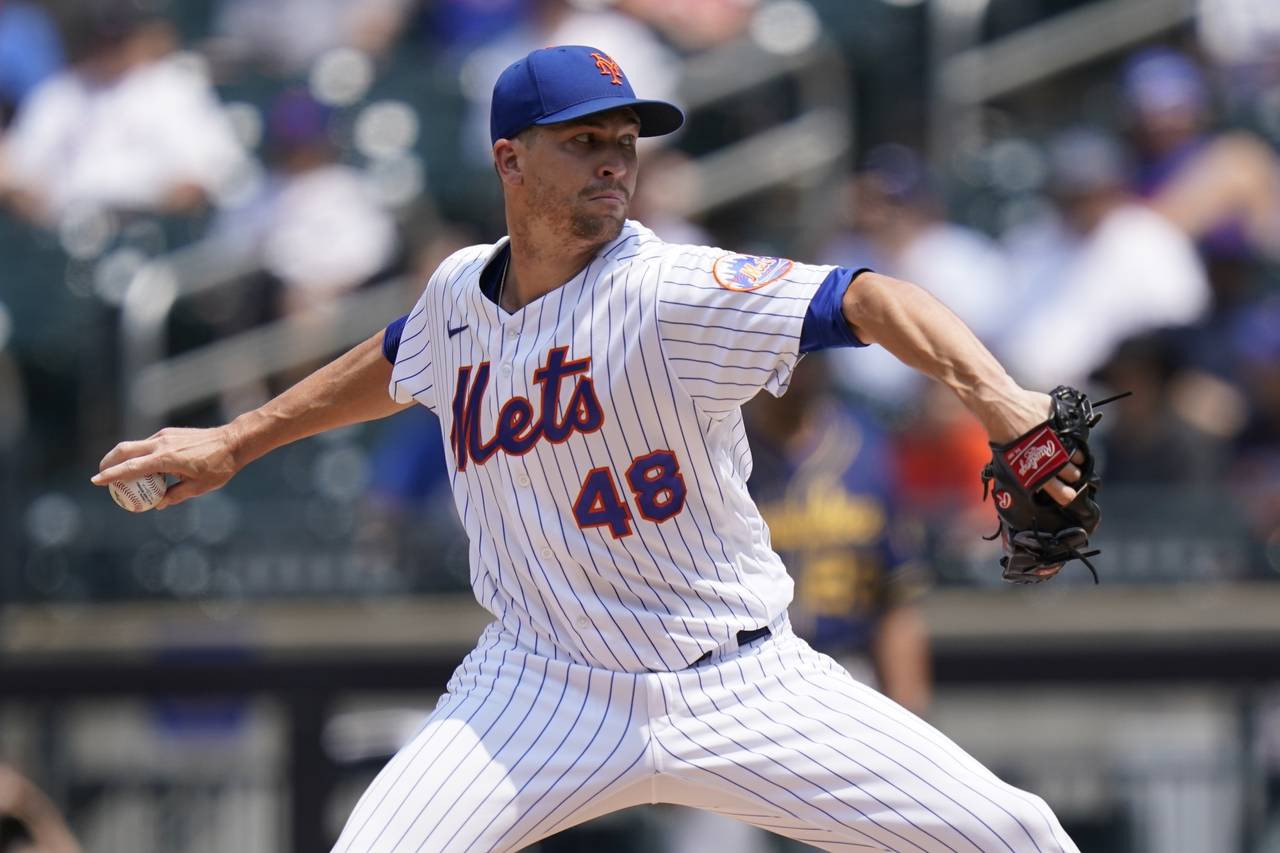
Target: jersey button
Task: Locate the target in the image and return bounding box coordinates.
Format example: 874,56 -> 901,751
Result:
576,616 -> 590,629
540,546 -> 553,559
516,473 -> 531,488
506,328 -> 518,340
500,363 -> 512,375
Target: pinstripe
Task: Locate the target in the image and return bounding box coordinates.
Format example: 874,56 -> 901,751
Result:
464,325 -> 526,624
364,651 -> 530,851
739,663 -> 1000,852
518,296 -> 628,670
665,279 -> 815,301
657,317 -> 802,338
508,290 -> 623,666
652,679 -> 887,850
395,339 -> 430,367
632,265 -> 766,622
666,672 -> 924,852
593,269 -> 721,633
462,664 -> 598,850
669,356 -> 774,373
400,299 -> 428,335
553,263 -> 672,669
662,337 -> 788,356
410,657 -> 559,850
528,745 -> 649,843
493,668 -> 625,846
755,667 -> 1021,850
705,663 -> 967,852
346,222 -> 1077,853
486,311 -> 564,655
646,278 -> 777,623
653,739 -> 816,833
397,319 -> 428,350
503,680 -> 646,847
789,667 -> 1051,850
334,643 -> 504,852
608,267 -> 735,629
781,640 -> 1065,851
658,298 -> 803,318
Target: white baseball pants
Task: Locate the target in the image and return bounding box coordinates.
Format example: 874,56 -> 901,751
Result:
332,617 -> 1078,852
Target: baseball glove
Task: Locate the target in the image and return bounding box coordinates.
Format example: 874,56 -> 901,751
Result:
981,386 -> 1127,584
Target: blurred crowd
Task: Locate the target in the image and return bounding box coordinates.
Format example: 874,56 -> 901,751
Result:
0,0 -> 1275,613
0,0 -> 1273,602
0,0 -> 1279,850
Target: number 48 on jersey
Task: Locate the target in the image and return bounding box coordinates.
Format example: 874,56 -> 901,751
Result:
573,450 -> 686,539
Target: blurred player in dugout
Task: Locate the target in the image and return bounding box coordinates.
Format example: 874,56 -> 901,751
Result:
743,354 -> 932,716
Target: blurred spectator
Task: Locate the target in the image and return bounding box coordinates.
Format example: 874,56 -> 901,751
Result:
892,381 -> 992,514
0,0 -> 63,126
0,765 -> 80,853
424,0 -> 533,56
252,89 -> 399,316
1197,0 -> 1280,85
202,88 -> 399,413
1229,295 -> 1280,506
0,7 -> 248,226
1089,331 -> 1235,486
0,299 -> 21,451
1122,47 -> 1280,308
1001,127 -> 1210,389
208,0 -> 413,75
1146,129 -> 1280,265
458,0 -> 679,165
1004,119 -> 1280,389
0,299 -> 22,560
820,144 -> 1013,407
627,148 -> 712,246
1123,47 -> 1214,195
614,0 -> 752,50
743,356 -> 932,714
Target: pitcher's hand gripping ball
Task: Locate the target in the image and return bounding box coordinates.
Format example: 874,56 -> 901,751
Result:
981,386 -> 1127,583
109,473 -> 168,513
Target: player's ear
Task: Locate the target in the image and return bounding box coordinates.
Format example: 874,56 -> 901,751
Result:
493,139 -> 524,187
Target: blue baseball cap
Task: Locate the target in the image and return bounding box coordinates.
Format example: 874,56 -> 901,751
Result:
490,45 -> 684,145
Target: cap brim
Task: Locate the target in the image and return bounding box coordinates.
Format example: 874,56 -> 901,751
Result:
533,97 -> 684,137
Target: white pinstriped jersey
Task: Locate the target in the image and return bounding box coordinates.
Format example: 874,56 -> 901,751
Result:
347,219 -> 1081,853
389,220 -> 851,673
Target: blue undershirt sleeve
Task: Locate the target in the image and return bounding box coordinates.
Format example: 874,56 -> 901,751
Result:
382,313 -> 409,364
799,267 -> 871,354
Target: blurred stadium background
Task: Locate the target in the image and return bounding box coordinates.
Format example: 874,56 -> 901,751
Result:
1,0 -> 1279,850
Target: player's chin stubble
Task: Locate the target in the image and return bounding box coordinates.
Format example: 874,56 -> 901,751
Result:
524,173 -> 625,246
569,207 -> 625,242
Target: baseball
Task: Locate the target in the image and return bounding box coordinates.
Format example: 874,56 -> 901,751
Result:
108,473 -> 168,512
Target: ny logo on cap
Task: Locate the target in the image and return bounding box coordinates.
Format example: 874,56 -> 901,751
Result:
590,52 -> 623,85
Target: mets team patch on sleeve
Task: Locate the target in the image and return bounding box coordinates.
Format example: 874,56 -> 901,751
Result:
712,254 -> 793,292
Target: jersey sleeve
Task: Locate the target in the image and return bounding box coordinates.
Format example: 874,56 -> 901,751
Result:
388,287 -> 437,412
656,245 -> 868,416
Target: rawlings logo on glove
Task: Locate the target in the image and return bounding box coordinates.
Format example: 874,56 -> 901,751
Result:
981,386 -> 1129,584
1006,428 -> 1069,486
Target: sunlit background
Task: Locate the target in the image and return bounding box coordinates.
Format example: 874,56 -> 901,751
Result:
1,0 -> 1279,850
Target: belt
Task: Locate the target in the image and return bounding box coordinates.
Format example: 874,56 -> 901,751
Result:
688,626 -> 772,668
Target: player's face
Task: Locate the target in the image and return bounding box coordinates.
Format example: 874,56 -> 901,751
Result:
523,109 -> 641,243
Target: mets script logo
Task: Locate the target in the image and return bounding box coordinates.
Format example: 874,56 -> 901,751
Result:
590,52 -> 624,85
449,347 -> 603,471
712,253 -> 793,292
